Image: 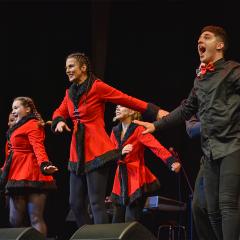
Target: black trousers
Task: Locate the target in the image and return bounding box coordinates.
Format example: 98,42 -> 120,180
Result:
203,150 -> 240,240
69,166 -> 110,227
192,163 -> 216,240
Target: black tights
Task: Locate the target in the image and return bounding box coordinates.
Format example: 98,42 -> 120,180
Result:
9,193 -> 47,236
112,197 -> 146,223
69,167 -> 110,227
203,150 -> 240,240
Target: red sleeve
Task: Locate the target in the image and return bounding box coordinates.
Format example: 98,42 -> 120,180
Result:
96,81 -> 148,113
27,123 -> 49,166
137,127 -> 172,163
5,142 -> 9,161
52,90 -> 70,120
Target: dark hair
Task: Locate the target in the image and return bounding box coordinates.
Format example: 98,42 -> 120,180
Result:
67,52 -> 91,74
201,25 -> 228,51
66,52 -> 98,100
13,96 -> 44,126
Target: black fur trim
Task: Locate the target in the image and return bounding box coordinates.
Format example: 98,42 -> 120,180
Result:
118,160 -> 128,205
75,122 -> 85,175
0,151 -> 13,190
6,187 -> 52,196
111,180 -> 160,205
84,149 -> 122,173
51,116 -> 66,132
40,161 -> 54,175
112,124 -> 122,147
142,103 -> 160,122
7,114 -> 37,139
68,149 -> 122,174
68,80 -> 89,107
5,179 -> 57,191
68,77 -> 96,107
112,123 -> 138,148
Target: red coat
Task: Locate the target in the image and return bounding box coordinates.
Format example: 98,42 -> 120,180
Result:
110,123 -> 175,205
1,115 -> 56,191
52,79 -> 158,174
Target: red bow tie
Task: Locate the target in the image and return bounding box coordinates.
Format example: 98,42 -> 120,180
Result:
197,62 -> 215,77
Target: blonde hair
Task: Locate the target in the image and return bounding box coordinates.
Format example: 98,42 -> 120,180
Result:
131,111 -> 142,121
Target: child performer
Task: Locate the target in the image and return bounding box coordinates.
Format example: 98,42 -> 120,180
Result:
110,105 -> 181,223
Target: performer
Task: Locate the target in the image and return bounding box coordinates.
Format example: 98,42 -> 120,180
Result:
186,114 -> 216,240
0,113 -> 16,227
134,26 -> 240,240
110,105 -> 181,223
7,112 -> 16,128
0,97 -> 58,236
51,52 -> 168,226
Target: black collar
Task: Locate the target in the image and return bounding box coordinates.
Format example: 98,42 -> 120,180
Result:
7,114 -> 37,139
112,122 -> 138,147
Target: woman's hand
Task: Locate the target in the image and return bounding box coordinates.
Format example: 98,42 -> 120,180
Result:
55,121 -> 71,133
43,165 -> 59,174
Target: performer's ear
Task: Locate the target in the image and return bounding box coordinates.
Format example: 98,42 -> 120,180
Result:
216,42 -> 224,50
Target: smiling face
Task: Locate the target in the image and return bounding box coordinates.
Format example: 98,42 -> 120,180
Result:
12,100 -> 30,123
114,105 -> 137,123
115,105 -> 132,121
66,57 -> 87,84
198,28 -> 225,64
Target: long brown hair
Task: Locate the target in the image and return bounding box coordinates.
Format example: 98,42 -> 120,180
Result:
13,97 -> 45,126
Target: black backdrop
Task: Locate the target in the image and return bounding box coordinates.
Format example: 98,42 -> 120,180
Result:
1,0 -> 240,239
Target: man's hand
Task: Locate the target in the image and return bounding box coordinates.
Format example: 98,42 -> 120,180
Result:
157,109 -> 169,120
55,121 -> 71,133
133,120 -> 156,134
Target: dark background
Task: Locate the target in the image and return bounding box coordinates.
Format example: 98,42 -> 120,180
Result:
0,0 -> 240,239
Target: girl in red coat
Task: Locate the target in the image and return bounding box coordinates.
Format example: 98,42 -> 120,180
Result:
0,113 -> 16,227
110,105 -> 181,222
51,52 -> 168,226
0,97 -> 58,236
